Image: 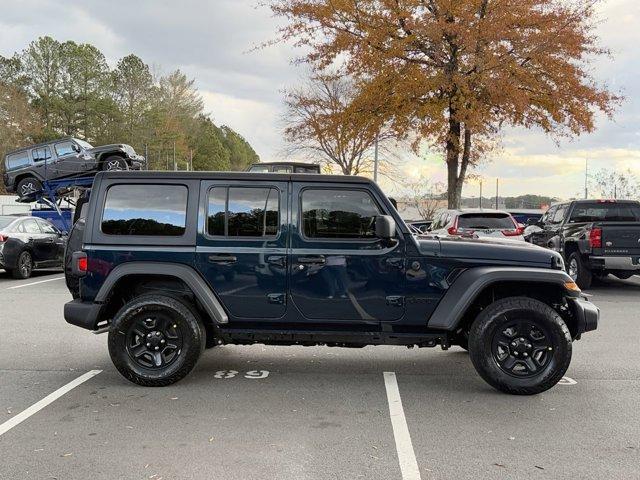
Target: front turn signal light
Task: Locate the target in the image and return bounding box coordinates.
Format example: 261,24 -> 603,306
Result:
564,281 -> 581,292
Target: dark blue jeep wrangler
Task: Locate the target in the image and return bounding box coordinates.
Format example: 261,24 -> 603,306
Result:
64,171 -> 599,394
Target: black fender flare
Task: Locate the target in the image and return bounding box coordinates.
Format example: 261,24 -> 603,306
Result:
95,262 -> 228,324
427,267 -> 574,330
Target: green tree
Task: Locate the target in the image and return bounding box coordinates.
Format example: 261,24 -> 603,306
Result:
21,36 -> 61,134
112,54 -> 153,140
220,126 -> 259,170
190,115 -> 231,171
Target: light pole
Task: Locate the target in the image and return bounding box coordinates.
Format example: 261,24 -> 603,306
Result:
373,133 -> 379,183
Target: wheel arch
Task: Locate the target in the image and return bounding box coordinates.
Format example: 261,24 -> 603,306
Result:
98,151 -> 126,164
428,267 -> 580,336
95,262 -> 228,328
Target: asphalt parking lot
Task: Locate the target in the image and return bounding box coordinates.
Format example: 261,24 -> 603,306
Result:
0,270 -> 638,480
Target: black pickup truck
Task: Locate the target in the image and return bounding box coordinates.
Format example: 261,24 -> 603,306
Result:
63,171 -> 598,395
527,200 -> 640,288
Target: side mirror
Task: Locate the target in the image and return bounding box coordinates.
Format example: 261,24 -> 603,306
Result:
375,215 -> 395,240
72,144 -> 81,153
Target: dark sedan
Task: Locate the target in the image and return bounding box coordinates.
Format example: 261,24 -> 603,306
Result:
0,215 -> 66,279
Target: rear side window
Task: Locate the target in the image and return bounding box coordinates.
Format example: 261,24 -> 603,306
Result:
6,151 -> 30,170
457,213 -> 515,229
569,203 -> 640,222
302,189 -> 381,239
101,185 -> 188,236
207,187 -> 279,237
32,147 -> 52,162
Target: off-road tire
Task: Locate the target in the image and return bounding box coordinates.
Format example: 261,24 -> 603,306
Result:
568,252 -> 592,289
12,251 -> 33,279
108,294 -> 206,386
16,177 -> 43,199
101,156 -> 129,171
468,297 -> 572,395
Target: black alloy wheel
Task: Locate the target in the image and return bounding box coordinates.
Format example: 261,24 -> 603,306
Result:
469,296 -> 572,395
13,251 -> 33,279
108,294 -> 205,386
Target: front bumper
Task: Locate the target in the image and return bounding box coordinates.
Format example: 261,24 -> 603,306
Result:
590,256 -> 640,271
567,296 -> 599,336
129,155 -> 146,170
64,299 -> 102,330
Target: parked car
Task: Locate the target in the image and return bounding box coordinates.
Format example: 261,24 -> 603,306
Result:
246,162 -> 321,174
508,209 -> 545,226
3,137 -> 146,199
429,209 -> 525,241
407,220 -> 433,234
63,171 -> 598,395
525,199 -> 640,288
0,215 -> 66,279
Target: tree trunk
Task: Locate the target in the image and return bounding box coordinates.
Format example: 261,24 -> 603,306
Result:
446,116 -> 462,209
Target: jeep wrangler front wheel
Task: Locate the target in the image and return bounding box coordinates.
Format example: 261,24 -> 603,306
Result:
468,297 -> 572,395
108,294 -> 205,386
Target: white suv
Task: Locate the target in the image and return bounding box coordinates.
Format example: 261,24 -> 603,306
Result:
429,209 -> 525,241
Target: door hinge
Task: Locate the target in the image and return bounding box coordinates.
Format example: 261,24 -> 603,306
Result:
386,295 -> 405,307
267,293 -> 286,305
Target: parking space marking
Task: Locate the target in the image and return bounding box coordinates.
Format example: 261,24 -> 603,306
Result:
6,276 -> 65,290
0,370 -> 101,437
383,372 -> 422,480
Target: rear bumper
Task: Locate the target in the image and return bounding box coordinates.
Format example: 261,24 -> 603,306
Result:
590,256 -> 640,271
64,299 -> 102,330
567,296 -> 599,336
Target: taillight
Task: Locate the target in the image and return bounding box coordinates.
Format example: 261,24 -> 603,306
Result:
0,234 -> 7,243
71,251 -> 88,276
78,256 -> 88,273
588,227 -> 602,248
502,226 -> 525,237
447,217 -> 459,235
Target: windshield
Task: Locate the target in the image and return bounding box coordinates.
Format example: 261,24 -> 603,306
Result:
569,203 -> 640,222
0,216 -> 16,229
458,213 -> 515,229
74,138 -> 94,150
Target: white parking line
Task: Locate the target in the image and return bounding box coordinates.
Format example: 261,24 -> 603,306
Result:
6,276 -> 65,290
0,370 -> 102,437
383,372 -> 422,480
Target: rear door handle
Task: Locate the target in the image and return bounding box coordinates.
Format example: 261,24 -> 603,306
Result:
208,254 -> 237,264
297,256 -> 326,265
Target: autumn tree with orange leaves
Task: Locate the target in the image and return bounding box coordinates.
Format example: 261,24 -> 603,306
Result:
270,0 -> 620,208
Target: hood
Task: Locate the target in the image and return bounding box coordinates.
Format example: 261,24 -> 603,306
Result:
416,235 -> 563,268
87,144 -> 133,154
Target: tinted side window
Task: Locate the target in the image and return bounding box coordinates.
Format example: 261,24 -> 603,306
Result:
37,219 -> 58,234
54,142 -> 75,157
102,185 -> 188,236
551,205 -> 568,224
302,189 -> 381,239
207,187 -> 279,237
32,147 -> 52,162
6,151 -> 30,170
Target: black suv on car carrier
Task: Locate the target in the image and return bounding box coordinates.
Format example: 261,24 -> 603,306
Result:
64,171 -> 599,395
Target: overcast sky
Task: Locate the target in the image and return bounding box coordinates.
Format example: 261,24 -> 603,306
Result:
1,0 -> 638,199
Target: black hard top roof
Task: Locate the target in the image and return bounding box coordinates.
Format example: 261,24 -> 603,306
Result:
99,170 -> 372,184
249,162 -> 320,168
6,137 -> 77,155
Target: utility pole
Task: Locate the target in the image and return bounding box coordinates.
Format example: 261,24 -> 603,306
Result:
144,144 -> 148,171
189,150 -> 193,172
373,134 -> 379,183
173,142 -> 177,171
495,178 -> 499,210
584,158 -> 588,199
479,180 -> 483,209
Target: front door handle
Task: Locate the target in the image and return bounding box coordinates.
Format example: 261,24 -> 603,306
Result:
267,255 -> 286,267
297,256 -> 326,265
208,254 -> 237,264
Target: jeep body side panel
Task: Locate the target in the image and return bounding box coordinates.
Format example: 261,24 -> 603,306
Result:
94,262 -> 228,324
427,267 -> 574,330
195,178 -> 290,320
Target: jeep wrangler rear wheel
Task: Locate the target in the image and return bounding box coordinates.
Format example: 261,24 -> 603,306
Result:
108,294 -> 205,386
16,177 -> 43,199
468,297 -> 572,395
